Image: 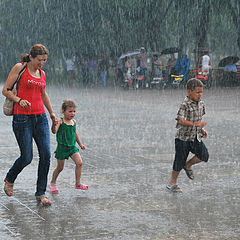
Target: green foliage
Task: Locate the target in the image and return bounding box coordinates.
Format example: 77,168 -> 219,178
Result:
0,0 -> 239,82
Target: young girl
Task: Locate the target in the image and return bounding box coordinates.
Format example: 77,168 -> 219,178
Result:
49,100 -> 88,194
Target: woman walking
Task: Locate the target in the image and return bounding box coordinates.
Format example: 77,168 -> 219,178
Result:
2,44 -> 57,206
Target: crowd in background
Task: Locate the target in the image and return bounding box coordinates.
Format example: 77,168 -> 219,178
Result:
63,48 -> 240,88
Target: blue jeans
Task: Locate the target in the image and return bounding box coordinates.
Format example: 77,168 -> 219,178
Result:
5,113 -> 51,196
101,71 -> 107,87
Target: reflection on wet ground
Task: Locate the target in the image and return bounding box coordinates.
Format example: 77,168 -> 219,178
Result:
0,86 -> 240,239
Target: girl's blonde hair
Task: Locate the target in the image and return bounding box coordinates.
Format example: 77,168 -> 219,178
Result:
61,100 -> 76,112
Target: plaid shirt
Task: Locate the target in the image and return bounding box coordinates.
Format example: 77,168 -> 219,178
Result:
175,96 -> 206,142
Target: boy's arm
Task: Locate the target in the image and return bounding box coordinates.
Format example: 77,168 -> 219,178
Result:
51,118 -> 61,134
201,128 -> 208,138
176,103 -> 207,128
177,119 -> 207,128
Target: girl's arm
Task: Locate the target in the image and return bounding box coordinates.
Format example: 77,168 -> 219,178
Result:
76,132 -> 85,150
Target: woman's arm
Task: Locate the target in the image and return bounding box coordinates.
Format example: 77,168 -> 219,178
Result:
41,89 -> 58,122
2,63 -> 24,102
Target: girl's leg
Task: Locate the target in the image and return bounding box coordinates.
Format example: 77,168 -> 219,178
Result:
50,160 -> 65,185
70,152 -> 83,186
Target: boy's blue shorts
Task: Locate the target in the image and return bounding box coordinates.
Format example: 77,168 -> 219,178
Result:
173,137 -> 209,171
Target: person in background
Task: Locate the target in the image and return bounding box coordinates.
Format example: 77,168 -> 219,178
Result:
175,51 -> 190,84
98,53 -> 108,87
223,58 -> 238,86
66,56 -> 76,87
224,59 -> 237,73
80,56 -> 89,88
49,100 -> 88,193
198,51 -> 212,76
166,53 -> 177,85
117,58 -> 124,86
88,56 -> 98,88
152,54 -> 163,77
137,47 -> 148,87
167,53 -> 177,74
2,44 -> 57,206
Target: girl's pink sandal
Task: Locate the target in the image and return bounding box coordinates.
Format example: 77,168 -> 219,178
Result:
49,184 -> 59,194
75,184 -> 88,190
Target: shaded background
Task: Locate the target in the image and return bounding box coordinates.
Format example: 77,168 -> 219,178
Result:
0,0 -> 240,82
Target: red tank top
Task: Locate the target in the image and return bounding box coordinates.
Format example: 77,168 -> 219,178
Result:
14,65 -> 46,115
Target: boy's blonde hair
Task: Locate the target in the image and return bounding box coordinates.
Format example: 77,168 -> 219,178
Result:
187,78 -> 203,90
61,100 -> 76,112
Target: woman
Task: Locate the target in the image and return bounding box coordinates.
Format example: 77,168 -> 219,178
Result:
2,44 -> 57,206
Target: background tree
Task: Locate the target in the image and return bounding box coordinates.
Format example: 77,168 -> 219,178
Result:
0,0 -> 239,82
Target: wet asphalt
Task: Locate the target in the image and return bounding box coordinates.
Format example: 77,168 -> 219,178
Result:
0,85 -> 240,240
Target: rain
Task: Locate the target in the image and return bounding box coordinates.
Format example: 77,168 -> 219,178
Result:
0,1 -> 240,239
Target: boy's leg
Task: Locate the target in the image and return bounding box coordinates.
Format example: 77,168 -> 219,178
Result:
185,156 -> 202,170
167,139 -> 190,190
168,170 -> 181,186
50,160 -> 65,185
185,139 -> 209,177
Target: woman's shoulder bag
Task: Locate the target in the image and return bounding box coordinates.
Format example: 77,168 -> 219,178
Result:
3,64 -> 27,116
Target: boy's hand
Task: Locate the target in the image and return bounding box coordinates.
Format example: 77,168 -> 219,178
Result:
201,128 -> 208,138
195,121 -> 207,128
80,144 -> 85,150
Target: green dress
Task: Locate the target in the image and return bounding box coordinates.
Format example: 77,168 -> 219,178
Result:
54,119 -> 79,160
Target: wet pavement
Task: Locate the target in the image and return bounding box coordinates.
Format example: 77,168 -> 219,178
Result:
0,85 -> 240,240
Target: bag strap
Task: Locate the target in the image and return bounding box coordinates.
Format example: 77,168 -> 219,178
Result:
15,63 -> 27,90
7,63 -> 27,91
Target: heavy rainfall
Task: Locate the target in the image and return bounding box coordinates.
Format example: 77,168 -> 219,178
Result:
0,1 -> 240,239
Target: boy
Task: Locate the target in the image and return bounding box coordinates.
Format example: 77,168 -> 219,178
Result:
167,78 -> 209,192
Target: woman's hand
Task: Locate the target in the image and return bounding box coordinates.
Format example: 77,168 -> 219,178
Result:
50,112 -> 58,124
18,99 -> 31,108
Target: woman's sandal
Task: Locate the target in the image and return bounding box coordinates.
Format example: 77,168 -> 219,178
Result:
75,183 -> 88,190
36,195 -> 52,206
4,179 -> 14,196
